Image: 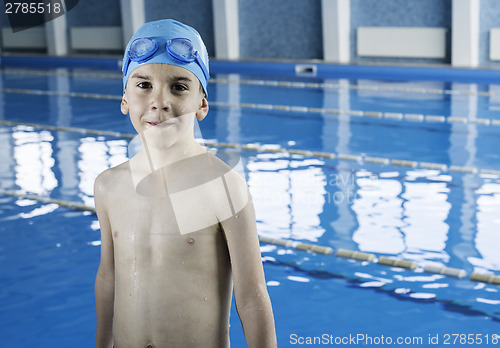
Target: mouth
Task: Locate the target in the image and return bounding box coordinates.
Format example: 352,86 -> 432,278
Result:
147,120 -> 175,128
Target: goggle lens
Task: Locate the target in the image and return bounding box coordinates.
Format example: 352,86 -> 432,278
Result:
167,38 -> 197,63
129,38 -> 158,62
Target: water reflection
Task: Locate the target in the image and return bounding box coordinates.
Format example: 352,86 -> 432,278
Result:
5,127 -> 127,207
248,153 -> 326,241
352,174 -> 405,254
77,137 -> 127,206
13,128 -> 57,194
402,171 -> 450,259
471,185 -> 500,271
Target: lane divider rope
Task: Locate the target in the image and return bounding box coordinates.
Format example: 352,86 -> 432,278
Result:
0,119 -> 134,138
0,87 -> 122,101
2,68 -> 498,98
258,236 -> 333,255
2,119 -> 500,177
1,187 -> 497,285
210,77 -> 498,99
210,101 -> 500,127
0,188 -> 330,254
335,248 -> 498,285
1,87 -> 499,128
0,188 -> 96,213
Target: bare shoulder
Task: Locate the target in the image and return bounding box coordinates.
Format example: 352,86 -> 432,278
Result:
202,152 -> 252,223
94,161 -> 131,201
208,152 -> 248,188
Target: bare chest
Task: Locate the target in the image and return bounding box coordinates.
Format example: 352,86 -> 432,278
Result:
108,188 -> 226,260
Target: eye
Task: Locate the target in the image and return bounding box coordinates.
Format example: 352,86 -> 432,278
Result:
171,83 -> 188,92
137,81 -> 152,89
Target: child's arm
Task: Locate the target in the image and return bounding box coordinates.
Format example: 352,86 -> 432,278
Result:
221,182 -> 277,348
94,173 -> 115,348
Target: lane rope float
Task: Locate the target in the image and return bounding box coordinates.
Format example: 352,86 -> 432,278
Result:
2,119 -> 500,177
336,248 -> 500,284
1,187 -> 498,285
258,236 -> 333,255
0,188 -> 331,255
1,86 -> 500,128
2,68 -> 499,98
0,188 -> 96,213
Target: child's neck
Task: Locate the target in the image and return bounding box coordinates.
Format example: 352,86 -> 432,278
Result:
140,134 -> 205,172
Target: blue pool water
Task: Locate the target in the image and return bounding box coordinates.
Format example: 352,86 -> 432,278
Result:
1,64 -> 500,347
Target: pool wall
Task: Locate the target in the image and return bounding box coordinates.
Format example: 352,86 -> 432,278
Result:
1,1 -> 500,68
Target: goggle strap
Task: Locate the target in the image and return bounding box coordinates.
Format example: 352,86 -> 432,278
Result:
195,55 -> 210,81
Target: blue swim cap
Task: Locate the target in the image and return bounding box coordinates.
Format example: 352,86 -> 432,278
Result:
122,19 -> 210,95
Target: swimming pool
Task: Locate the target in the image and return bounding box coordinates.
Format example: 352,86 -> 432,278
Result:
1,61 -> 500,347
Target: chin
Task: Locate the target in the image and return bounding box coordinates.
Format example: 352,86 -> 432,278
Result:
147,136 -> 178,150
141,125 -> 178,148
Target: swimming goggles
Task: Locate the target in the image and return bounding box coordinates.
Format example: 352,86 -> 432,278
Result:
123,37 -> 210,81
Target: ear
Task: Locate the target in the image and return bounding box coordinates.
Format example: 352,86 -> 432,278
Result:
120,92 -> 129,116
196,96 -> 209,121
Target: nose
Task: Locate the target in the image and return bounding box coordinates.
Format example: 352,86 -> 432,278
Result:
150,87 -> 171,115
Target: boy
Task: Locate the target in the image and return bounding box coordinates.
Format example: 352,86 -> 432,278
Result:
94,19 -> 277,348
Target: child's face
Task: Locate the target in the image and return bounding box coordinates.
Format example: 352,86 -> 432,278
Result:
121,63 -> 208,148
